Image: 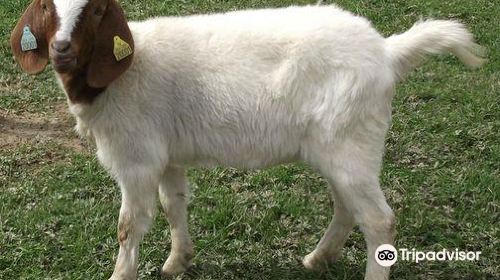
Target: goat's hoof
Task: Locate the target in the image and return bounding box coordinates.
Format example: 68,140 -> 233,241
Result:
108,273 -> 134,280
161,253 -> 193,278
303,252 -> 330,271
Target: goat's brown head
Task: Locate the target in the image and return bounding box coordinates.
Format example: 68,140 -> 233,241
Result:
11,0 -> 134,88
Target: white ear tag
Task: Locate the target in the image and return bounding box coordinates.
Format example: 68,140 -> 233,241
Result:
113,36 -> 133,61
21,25 -> 38,52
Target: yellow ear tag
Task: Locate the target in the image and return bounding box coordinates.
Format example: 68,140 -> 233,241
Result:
113,36 -> 133,61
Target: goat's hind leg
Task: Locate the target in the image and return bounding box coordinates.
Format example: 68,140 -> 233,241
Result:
159,167 -> 194,277
303,140 -> 395,280
303,190 -> 355,270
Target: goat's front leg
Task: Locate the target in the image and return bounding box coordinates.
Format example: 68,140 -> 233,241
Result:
159,167 -> 194,277
109,175 -> 158,280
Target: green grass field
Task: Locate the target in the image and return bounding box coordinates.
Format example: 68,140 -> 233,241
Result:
0,0 -> 498,279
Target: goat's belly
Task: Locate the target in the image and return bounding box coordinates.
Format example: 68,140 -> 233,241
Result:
185,153 -> 299,170
170,133 -> 302,169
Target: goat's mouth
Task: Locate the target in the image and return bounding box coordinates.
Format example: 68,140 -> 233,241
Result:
51,56 -> 77,73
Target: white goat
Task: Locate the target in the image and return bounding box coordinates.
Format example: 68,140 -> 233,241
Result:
11,0 -> 485,279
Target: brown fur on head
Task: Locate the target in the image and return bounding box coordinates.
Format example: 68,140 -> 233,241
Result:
10,0 -> 134,89
10,0 -> 56,75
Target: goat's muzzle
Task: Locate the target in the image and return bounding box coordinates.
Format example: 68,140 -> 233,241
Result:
50,40 -> 77,73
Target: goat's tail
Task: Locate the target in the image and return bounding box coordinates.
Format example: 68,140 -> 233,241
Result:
385,20 -> 486,79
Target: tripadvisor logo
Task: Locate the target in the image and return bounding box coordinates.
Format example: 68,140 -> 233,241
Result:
375,244 -> 481,267
375,244 -> 398,267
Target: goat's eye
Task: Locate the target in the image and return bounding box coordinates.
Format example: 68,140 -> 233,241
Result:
41,3 -> 47,10
94,7 -> 104,16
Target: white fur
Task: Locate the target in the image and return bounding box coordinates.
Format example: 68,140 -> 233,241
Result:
53,0 -> 89,41
54,4 -> 484,280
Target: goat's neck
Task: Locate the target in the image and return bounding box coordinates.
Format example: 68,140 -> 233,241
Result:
57,68 -> 106,104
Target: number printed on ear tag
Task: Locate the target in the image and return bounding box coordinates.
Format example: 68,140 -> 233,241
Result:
21,25 -> 38,52
113,36 -> 133,61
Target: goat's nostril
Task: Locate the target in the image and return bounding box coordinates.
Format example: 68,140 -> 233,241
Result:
52,40 -> 71,53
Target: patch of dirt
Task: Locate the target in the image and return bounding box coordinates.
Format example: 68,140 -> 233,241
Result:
0,102 -> 87,152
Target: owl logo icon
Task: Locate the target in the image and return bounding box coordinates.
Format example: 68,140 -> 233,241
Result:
375,244 -> 398,267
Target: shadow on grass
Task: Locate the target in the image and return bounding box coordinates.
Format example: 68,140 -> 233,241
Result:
149,260 -> 364,280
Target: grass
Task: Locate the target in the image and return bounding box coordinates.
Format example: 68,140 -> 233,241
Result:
0,0 -> 498,279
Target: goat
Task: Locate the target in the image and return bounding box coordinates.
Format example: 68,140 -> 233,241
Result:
11,0 -> 485,279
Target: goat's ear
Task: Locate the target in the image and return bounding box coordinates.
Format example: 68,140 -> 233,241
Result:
87,0 -> 134,88
10,0 -> 49,74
